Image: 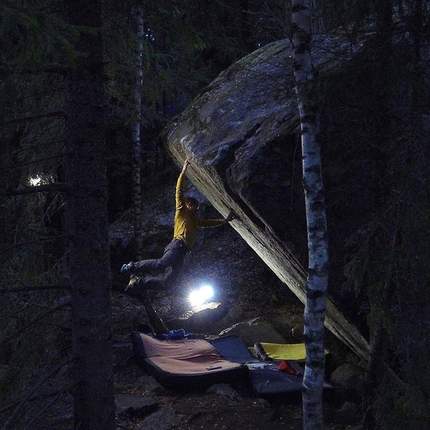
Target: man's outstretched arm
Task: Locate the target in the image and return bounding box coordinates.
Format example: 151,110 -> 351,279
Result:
182,158 -> 190,174
225,211 -> 237,222
176,159 -> 190,208
197,210 -> 237,227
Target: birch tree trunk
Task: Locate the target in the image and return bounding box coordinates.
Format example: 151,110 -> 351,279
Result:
292,1 -> 328,429
63,0 -> 115,428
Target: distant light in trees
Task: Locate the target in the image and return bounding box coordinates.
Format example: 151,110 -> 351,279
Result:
28,174 -> 53,186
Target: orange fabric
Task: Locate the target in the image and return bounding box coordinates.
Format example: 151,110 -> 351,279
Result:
278,360 -> 300,375
138,333 -> 242,375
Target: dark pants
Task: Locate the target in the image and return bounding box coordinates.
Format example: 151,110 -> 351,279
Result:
133,239 -> 189,288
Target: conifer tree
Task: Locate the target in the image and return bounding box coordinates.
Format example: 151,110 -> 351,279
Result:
63,0 -> 115,427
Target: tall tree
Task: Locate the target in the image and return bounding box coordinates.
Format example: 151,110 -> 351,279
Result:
132,6 -> 144,250
63,0 -> 115,428
291,0 -> 328,429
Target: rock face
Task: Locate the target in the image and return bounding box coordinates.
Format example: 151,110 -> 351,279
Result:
164,36 -> 370,361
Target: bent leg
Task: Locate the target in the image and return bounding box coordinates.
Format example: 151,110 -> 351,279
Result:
133,258 -> 166,275
132,239 -> 188,276
135,274 -> 169,291
164,257 -> 187,290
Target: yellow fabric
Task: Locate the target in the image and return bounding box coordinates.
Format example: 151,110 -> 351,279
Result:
260,343 -> 328,363
173,171 -> 225,249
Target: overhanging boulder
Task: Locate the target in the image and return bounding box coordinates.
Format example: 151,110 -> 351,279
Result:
164,37 -> 370,361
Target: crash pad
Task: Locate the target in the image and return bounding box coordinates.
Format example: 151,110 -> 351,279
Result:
130,332 -> 248,390
255,342 -> 328,363
208,335 -> 306,396
208,335 -> 259,364
131,332 -> 331,397
246,362 -> 303,395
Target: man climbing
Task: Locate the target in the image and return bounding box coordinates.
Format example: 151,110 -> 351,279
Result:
121,158 -> 236,290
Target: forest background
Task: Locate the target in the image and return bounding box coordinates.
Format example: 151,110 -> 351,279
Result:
1,1 -> 430,429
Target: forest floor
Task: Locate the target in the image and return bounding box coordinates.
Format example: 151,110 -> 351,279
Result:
40,225 -> 365,429
106,250 -> 362,430
109,290 -> 364,430
40,289 -> 363,430
105,224 -> 364,430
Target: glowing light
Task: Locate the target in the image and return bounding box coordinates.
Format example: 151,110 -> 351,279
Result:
29,175 -> 42,186
28,174 -> 53,186
188,284 -> 214,307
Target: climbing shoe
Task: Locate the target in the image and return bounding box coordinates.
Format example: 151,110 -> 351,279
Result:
120,262 -> 134,274
124,274 -> 138,292
124,274 -> 150,292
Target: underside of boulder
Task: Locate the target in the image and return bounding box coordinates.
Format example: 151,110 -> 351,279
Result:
164,38 -> 370,361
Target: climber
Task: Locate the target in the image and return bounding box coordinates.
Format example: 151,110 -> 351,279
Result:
121,158 -> 236,290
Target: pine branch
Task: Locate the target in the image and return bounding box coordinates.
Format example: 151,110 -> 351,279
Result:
1,303 -> 70,344
21,391 -> 63,430
0,388 -> 66,415
0,285 -> 70,294
6,111 -> 66,124
11,151 -> 69,169
0,359 -> 72,429
9,183 -> 71,196
0,235 -> 68,256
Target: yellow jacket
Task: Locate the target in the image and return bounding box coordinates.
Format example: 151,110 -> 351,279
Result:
173,171 -> 225,249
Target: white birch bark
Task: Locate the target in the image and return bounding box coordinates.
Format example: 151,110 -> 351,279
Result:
292,1 -> 328,429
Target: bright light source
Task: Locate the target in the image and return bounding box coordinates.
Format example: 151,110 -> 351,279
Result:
29,175 -> 42,186
188,284 -> 214,307
28,174 -> 53,186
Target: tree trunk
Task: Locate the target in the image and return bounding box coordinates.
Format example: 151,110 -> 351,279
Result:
131,8 -> 168,335
292,1 -> 328,429
133,7 -> 144,256
63,0 -> 115,428
411,0 -> 423,111
362,327 -> 388,430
